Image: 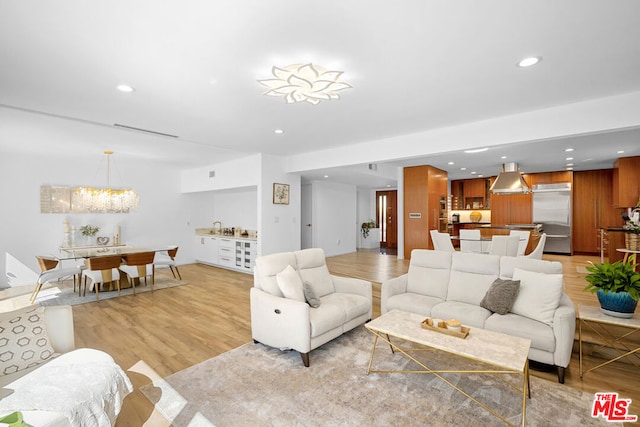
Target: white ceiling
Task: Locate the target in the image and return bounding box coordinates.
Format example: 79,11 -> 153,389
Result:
1,1 -> 640,188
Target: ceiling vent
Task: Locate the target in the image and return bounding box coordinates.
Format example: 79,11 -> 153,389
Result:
489,162 -> 530,194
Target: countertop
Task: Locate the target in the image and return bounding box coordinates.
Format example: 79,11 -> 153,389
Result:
195,229 -> 257,240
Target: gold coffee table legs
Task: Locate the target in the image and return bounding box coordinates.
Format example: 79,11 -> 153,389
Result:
366,331 -> 530,427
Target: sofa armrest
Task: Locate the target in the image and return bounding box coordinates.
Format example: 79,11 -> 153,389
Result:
44,305 -> 75,353
331,275 -> 372,301
381,274 -> 408,314
250,287 -> 311,353
552,293 -> 576,368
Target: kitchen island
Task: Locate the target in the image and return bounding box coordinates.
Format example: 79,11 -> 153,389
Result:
451,224 -> 542,255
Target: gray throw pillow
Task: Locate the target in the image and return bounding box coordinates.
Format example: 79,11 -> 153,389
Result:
480,278 -> 520,315
303,281 -> 321,308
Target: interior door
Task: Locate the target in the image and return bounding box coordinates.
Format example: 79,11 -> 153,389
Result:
301,184 -> 313,249
376,190 -> 397,249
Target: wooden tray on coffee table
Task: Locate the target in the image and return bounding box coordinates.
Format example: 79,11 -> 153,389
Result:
421,318 -> 470,339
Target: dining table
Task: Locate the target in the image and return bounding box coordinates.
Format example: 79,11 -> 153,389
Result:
49,244 -> 176,291
54,244 -> 174,260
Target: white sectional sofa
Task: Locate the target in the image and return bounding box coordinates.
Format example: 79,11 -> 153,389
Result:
251,248 -> 372,367
382,250 -> 576,383
0,305 -> 133,426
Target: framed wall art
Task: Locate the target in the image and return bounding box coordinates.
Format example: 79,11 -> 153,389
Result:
273,183 -> 290,205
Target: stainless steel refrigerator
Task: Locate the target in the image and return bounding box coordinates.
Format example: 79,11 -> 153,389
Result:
532,183 -> 572,254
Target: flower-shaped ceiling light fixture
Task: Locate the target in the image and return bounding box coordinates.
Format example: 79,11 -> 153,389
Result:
257,63 -> 352,105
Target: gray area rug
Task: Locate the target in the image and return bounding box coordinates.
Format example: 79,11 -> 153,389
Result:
36,276 -> 186,306
141,326 -> 607,427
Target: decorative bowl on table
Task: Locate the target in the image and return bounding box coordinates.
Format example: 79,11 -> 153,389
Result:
96,236 -> 110,245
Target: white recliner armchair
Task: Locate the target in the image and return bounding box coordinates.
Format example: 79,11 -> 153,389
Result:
250,248 -> 372,367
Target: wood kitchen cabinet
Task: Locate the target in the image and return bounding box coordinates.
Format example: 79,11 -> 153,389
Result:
573,169 -> 620,254
490,175 -> 532,226
529,171 -> 573,186
404,165 -> 448,256
613,156 -> 640,208
451,178 -> 490,210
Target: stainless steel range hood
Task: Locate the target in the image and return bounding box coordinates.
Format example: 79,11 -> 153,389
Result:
489,162 -> 531,194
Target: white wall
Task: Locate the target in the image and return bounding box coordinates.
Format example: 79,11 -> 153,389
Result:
186,187 -> 258,232
0,151 -> 197,286
356,188 -> 376,248
181,154 -> 260,193
311,180 -> 357,257
258,154 -> 301,256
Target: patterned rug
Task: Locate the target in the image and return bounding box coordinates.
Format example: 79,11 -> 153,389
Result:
141,326 -> 607,427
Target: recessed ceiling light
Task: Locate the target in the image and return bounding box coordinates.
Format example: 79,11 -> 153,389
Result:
501,155 -> 507,159
116,84 -> 135,93
471,171 -> 477,175
323,175 -> 329,178
566,167 -> 573,170
464,148 -> 489,154
460,167 -> 467,171
566,163 -> 574,167
448,161 -> 455,165
274,129 -> 284,134
566,157 -> 573,161
517,56 -> 542,68
618,150 -> 625,154
565,148 -> 574,152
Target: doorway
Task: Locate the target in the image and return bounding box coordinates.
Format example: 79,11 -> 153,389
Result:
376,190 -> 397,250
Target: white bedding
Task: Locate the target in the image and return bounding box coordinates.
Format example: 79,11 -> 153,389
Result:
0,348 -> 133,426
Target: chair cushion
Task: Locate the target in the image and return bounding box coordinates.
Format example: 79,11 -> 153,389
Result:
480,278 -> 521,315
295,249 -> 335,297
254,252 -> 298,297
499,256 -> 562,279
447,253 -> 500,305
0,306 -> 56,377
406,250 -> 451,299
385,293 -> 444,317
485,313 -> 556,353
276,265 -> 305,302
510,268 -> 563,326
430,301 -> 491,329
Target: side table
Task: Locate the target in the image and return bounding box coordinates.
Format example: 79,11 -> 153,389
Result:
578,304 -> 640,378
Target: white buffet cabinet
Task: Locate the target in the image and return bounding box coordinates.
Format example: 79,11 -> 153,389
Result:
195,235 -> 256,274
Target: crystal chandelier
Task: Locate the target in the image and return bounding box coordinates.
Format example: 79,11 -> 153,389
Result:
71,151 -> 139,213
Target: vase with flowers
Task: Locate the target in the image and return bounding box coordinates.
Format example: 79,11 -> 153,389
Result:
80,225 -> 100,246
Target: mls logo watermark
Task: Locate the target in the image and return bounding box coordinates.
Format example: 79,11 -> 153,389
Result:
591,392 -> 638,422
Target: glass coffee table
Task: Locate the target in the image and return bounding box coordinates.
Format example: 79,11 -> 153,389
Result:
365,310 -> 531,426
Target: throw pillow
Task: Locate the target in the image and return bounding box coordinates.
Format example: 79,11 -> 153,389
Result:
276,265 -> 305,302
0,305 -> 56,376
510,268 -> 564,326
303,281 -> 321,308
479,278 -> 520,315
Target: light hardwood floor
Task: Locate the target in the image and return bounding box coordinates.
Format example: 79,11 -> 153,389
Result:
67,251 -> 640,425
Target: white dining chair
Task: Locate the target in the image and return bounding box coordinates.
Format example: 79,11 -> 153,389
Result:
459,229 -> 482,253
488,235 -> 519,257
82,255 -> 123,301
30,256 -> 83,304
429,230 -> 455,252
154,246 -> 181,280
509,230 -> 531,256
526,233 -> 547,260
